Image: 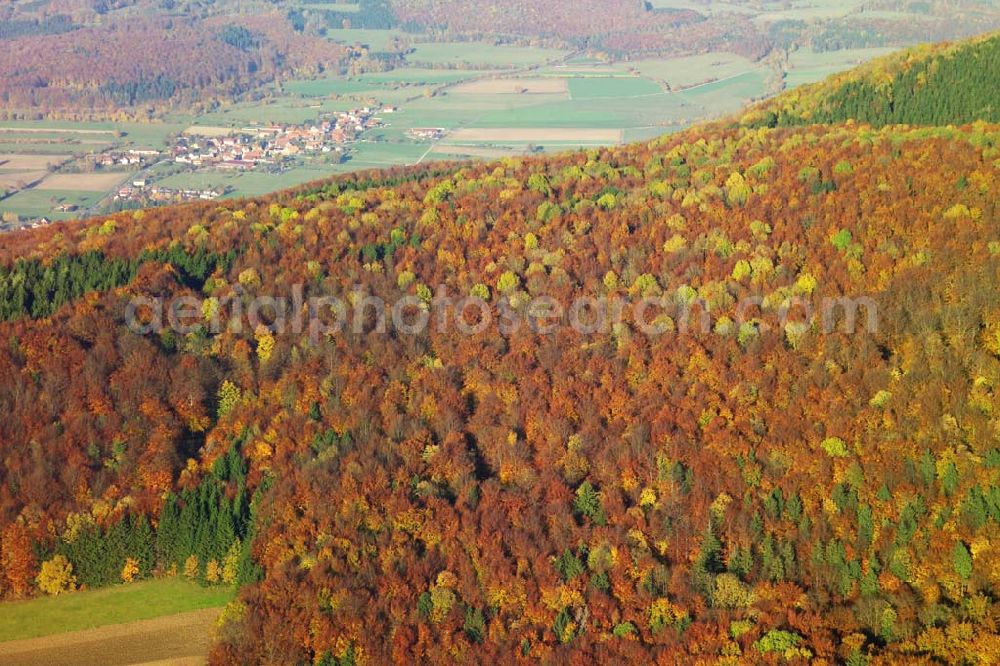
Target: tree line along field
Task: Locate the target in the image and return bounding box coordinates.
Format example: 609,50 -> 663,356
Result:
0,578 -> 233,642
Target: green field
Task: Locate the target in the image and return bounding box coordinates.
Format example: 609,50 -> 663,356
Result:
421,90 -> 690,130
0,578 -> 234,641
408,42 -> 568,68
157,167 -> 338,198
645,0 -> 756,14
568,76 -> 664,99
285,79 -> 392,97
785,47 -> 898,88
297,1 -> 359,10
194,97 -> 360,127
749,0 -> 867,23
340,141 -> 432,168
1,189 -> 104,220
676,70 -> 771,117
356,68 -> 489,85
632,53 -> 767,89
0,142 -> 85,155
0,120 -> 188,151
324,28 -> 409,51
648,0 -> 865,19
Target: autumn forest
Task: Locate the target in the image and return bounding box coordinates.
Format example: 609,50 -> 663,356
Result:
1,31 -> 1000,665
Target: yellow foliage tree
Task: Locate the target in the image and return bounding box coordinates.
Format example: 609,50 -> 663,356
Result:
184,554 -> 200,580
205,559 -> 221,584
37,555 -> 76,596
254,325 -> 275,363
222,540 -> 241,585
121,557 -> 140,583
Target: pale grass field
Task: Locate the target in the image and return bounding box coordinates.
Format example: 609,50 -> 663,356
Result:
37,172 -> 130,191
182,125 -> 235,137
0,171 -> 46,189
451,78 -> 569,95
447,128 -> 623,143
0,154 -> 70,170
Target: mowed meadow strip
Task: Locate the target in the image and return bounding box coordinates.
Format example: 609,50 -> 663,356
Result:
446,127 -> 623,143
36,172 -> 130,192
450,78 -> 569,95
0,154 -> 71,170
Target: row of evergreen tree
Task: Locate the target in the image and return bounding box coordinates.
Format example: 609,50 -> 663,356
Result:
39,439 -> 263,589
756,35 -> 999,128
0,14 -> 77,41
0,246 -> 235,322
98,74 -> 180,106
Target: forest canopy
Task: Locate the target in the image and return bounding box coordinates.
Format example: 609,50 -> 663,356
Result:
0,29 -> 999,666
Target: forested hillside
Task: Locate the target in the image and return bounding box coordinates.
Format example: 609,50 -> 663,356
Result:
387,0 -> 770,58
745,32 -> 1000,128
0,33 -> 999,665
0,15 -> 353,119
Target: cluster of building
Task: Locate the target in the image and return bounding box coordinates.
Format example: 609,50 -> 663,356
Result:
93,149 -> 161,168
408,127 -> 446,141
0,216 -> 55,232
115,179 -> 225,204
172,108 -> 388,170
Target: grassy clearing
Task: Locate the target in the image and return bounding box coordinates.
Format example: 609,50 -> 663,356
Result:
0,171 -> 47,189
568,76 -> 663,99
471,94 -> 692,129
447,128 -> 621,143
785,46 -> 898,88
677,70 -> 769,116
156,167 -> 337,198
632,53 -> 763,89
297,1 -> 359,11
750,0 -> 866,23
285,79 -> 391,97
0,154 -> 71,170
37,173 -> 129,191
681,70 -> 767,97
451,78 -> 569,95
645,0 -> 755,14
0,578 -> 234,642
357,68 -> 489,85
0,142 -> 87,155
324,28 -> 409,51
194,98 -> 353,126
407,42 -> 568,67
336,141 -> 431,170
380,91 -> 568,130
0,189 -> 104,219
0,120 -> 187,151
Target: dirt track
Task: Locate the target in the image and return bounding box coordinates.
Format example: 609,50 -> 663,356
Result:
0,607 -> 220,666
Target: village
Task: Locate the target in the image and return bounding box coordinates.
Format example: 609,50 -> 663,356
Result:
170,106 -> 388,169
2,105 -> 400,229
113,180 -> 226,206
100,106 -> 391,210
